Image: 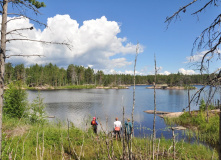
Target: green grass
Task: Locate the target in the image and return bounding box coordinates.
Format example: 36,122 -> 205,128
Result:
164,111 -> 219,146
1,116 -> 218,160
183,85 -> 197,90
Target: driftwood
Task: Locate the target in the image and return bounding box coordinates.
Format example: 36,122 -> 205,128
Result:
144,110 -> 184,118
144,110 -> 171,114
48,116 -> 55,118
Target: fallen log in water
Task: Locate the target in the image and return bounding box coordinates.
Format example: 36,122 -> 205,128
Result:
143,110 -> 184,118
143,110 -> 171,114
171,126 -> 186,130
48,116 -> 55,118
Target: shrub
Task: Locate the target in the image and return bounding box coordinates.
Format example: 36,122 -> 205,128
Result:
199,98 -> 215,111
3,81 -> 28,118
28,92 -> 47,124
199,99 -> 206,111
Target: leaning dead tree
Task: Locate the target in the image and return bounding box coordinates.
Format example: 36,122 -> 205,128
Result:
165,0 -> 221,104
165,0 -> 221,159
0,0 -> 70,159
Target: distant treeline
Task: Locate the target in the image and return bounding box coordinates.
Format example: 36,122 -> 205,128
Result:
5,63 -> 209,87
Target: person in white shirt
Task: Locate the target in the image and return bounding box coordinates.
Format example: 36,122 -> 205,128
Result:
114,117 -> 122,140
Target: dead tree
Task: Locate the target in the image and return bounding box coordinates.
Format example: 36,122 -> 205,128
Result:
131,42 -> 139,159
0,0 -> 70,159
152,54 -> 157,160
165,0 -> 221,104
165,0 -> 221,158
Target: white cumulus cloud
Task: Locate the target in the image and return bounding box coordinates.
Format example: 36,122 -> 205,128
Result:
178,68 -> 196,75
4,15 -> 141,70
159,71 -> 171,75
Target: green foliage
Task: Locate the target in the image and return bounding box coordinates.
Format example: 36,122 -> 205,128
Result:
55,84 -> 96,89
2,118 -> 218,159
27,92 -> 47,124
24,0 -> 46,8
5,63 -> 14,84
183,85 -> 196,90
165,110 -> 219,145
5,63 -> 211,87
199,99 -> 206,111
199,98 -> 216,111
3,81 -> 28,118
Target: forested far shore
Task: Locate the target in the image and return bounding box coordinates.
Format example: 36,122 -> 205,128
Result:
5,63 -> 210,87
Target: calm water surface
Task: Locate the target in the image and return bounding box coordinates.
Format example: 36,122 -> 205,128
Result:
27,85 -> 219,139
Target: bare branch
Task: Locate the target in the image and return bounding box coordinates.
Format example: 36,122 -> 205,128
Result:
6,38 -> 71,49
6,16 -> 27,24
8,32 -> 28,38
191,0 -> 214,15
187,68 -> 221,107
7,13 -> 47,27
166,1 -> 221,74
6,26 -> 33,35
5,54 -> 44,58
165,0 -> 197,27
199,36 -> 221,72
10,0 -> 41,15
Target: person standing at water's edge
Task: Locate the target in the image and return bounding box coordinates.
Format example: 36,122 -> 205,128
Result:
91,117 -> 98,134
114,117 -> 122,140
125,118 -> 132,140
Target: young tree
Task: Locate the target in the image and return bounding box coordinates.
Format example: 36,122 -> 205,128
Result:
3,81 -> 27,118
4,63 -> 14,84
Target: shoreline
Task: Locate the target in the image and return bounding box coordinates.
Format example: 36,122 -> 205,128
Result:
146,86 -> 197,90
9,85 -> 130,90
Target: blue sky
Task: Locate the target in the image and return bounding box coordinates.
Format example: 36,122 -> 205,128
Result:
5,0 -> 220,75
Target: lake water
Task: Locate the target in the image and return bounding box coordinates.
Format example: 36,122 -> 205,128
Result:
27,85 -> 220,139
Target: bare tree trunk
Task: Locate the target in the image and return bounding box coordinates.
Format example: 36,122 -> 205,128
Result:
0,0 -> 8,159
152,54 -> 157,160
172,129 -> 175,160
188,88 -> 190,114
219,99 -> 221,160
122,102 -> 125,160
131,42 -> 139,159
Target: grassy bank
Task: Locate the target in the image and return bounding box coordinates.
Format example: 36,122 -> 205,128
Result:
2,116 -> 218,160
164,110 -> 219,146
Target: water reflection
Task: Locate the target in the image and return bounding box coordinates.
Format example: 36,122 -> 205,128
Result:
27,85 -> 219,139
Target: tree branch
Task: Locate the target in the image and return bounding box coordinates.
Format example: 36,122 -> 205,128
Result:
5,54 -> 44,58
10,0 -> 41,15
6,38 -> 72,49
7,13 -> 47,27
165,0 -> 197,27
6,26 -> 33,35
199,36 -> 221,72
191,0 -> 214,15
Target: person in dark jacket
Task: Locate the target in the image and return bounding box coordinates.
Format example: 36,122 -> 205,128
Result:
91,117 -> 98,134
125,118 -> 132,141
